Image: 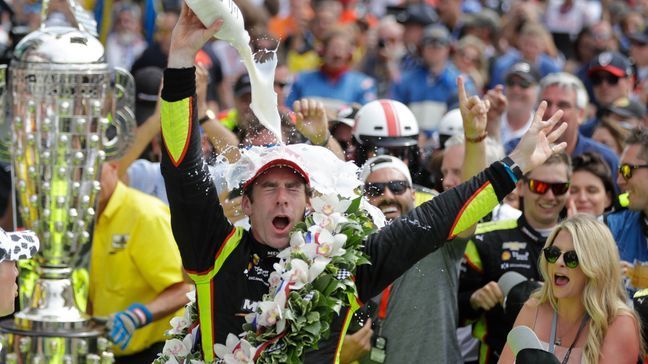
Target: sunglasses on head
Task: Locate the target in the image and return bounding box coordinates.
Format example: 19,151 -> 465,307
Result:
591,73 -> 620,86
619,163 -> 648,181
526,178 -> 570,195
505,78 -> 533,89
364,180 -> 410,197
543,245 -> 579,268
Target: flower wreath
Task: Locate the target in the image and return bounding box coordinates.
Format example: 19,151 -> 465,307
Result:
154,191 -> 381,364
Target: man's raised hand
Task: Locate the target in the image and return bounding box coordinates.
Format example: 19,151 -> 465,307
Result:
168,3 -> 223,68
457,76 -> 489,141
293,98 -> 330,146
509,101 -> 567,173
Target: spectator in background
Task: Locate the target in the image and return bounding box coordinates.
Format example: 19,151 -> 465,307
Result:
592,117 -> 632,157
486,62 -> 541,145
588,52 -> 634,108
91,162 -> 190,363
605,128 -> 648,296
284,0 -> 341,73
394,2 -> 438,72
489,22 -> 561,89
130,9 -> 178,74
329,104 -> 360,162
579,52 -> 636,137
506,72 -> 620,185
218,73 -> 254,137
105,2 -> 147,71
452,35 -> 487,93
459,152 -> 572,363
629,28 -> 648,89
543,0 -> 597,60
568,152 -> 615,216
436,0 -> 464,39
461,9 -> 501,60
286,28 -> 376,112
617,11 -> 644,54
359,16 -> 405,98
392,24 -> 473,133
499,214 -> 642,364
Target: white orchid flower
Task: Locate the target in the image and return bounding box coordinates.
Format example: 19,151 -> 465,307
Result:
311,194 -> 352,215
278,232 -> 306,259
283,259 -> 309,290
312,211 -> 348,232
169,314 -> 191,335
303,228 -> 346,258
214,334 -> 256,364
162,334 -> 193,358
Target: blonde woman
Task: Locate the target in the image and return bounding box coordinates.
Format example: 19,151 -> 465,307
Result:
499,214 -> 642,363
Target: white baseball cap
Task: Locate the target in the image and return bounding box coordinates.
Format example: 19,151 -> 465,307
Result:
359,155 -> 412,185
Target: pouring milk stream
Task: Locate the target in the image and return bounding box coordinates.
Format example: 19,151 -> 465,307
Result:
185,0 -> 282,142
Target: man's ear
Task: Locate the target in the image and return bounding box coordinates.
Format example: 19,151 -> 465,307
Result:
241,194 -> 252,216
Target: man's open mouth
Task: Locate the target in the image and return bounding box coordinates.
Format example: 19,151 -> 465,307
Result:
272,215 -> 291,232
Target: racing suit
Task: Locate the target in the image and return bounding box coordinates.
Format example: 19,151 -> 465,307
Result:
160,67 -> 520,363
458,215 -> 546,364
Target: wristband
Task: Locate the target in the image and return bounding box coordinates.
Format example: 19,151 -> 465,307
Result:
465,131 -> 488,143
500,156 -> 523,183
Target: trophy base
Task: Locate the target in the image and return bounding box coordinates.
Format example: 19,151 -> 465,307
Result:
0,319 -> 112,364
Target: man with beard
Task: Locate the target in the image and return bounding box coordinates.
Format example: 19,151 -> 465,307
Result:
338,155 -> 467,363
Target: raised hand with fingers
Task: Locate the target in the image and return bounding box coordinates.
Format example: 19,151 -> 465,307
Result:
168,3 -> 224,68
457,76 -> 489,143
293,98 -> 330,146
508,101 -> 567,174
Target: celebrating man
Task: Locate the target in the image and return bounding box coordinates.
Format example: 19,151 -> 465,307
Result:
160,4 -> 567,363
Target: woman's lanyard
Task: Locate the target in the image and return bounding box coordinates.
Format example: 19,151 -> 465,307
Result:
548,310 -> 590,364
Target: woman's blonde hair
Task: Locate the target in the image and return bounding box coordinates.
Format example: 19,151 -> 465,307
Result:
533,214 -> 643,363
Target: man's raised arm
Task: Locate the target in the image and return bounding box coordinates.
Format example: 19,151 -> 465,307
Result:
159,5 -> 232,273
356,101 -> 566,301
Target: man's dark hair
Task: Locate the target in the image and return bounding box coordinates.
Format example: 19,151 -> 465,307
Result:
626,127 -> 648,162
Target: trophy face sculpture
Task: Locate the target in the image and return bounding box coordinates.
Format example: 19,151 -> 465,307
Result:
0,4 -> 135,363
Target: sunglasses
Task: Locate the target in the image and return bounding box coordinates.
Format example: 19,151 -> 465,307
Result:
543,245 -> 579,269
364,180 -> 410,197
505,78 -> 533,89
591,74 -> 620,86
619,163 -> 648,180
526,178 -> 570,195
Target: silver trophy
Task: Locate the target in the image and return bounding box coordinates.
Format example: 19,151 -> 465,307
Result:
0,0 -> 135,362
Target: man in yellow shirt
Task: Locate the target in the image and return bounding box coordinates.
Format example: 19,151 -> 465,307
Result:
90,161 -> 191,363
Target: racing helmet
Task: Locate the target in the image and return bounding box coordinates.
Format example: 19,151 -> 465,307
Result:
353,99 -> 419,148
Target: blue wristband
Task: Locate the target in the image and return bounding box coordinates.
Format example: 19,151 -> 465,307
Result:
127,303 -> 153,326
499,157 -> 523,184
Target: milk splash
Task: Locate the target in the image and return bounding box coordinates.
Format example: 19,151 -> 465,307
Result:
185,0 -> 282,142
